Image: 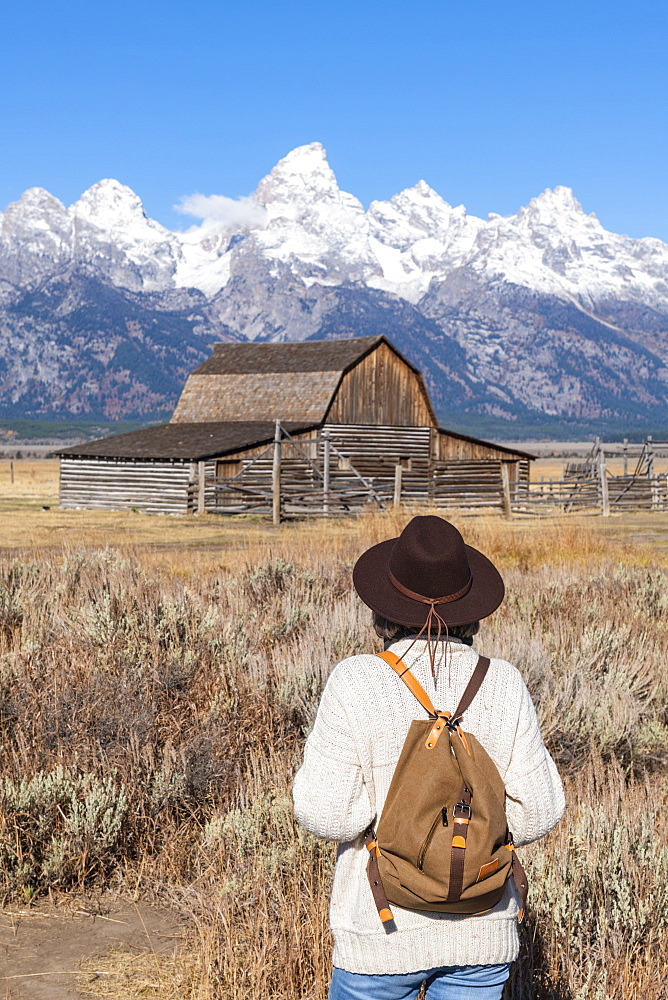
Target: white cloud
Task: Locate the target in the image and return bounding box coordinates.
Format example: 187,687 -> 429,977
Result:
175,192 -> 267,229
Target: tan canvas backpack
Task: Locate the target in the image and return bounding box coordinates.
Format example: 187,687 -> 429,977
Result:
364,650 -> 528,924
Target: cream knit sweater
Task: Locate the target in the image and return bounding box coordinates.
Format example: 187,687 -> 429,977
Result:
292,637 -> 565,974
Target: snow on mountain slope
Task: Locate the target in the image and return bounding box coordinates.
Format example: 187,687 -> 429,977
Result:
0,188 -> 73,286
0,179 -> 181,292
250,143 -> 377,285
71,179 -> 179,290
172,143 -> 668,318
366,181 -> 486,301
3,142 -> 668,315
465,186 -> 668,311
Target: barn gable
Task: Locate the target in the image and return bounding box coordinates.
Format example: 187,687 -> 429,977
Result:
170,336 -> 436,427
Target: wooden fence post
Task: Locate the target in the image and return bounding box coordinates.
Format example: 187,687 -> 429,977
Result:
322,429 -> 330,516
649,438 -> 658,509
394,464 -> 403,508
9,460 -> 14,485
623,438 -> 628,477
598,448 -> 610,517
651,477 -> 659,510
187,462 -> 196,513
272,420 -> 282,526
500,463 -> 512,517
197,461 -> 206,514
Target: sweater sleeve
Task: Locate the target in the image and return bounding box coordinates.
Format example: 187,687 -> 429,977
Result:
292,667 -> 374,842
503,676 -> 565,846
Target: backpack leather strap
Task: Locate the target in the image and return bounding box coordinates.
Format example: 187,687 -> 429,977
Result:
378,650 -> 437,717
364,826 -> 394,924
511,850 -> 528,923
378,650 -> 491,723
451,655 -> 490,724
446,783 -> 472,902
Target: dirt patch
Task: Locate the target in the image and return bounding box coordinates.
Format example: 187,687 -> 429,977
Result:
0,897 -> 183,1000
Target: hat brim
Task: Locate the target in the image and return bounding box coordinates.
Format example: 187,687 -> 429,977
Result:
352,537 -> 504,627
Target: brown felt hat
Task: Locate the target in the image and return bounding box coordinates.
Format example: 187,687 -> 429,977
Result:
352,515 -> 504,627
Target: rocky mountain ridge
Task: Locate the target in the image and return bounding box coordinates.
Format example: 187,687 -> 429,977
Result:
1,142 -> 667,427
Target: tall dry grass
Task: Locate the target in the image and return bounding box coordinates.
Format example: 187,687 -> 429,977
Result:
0,514 -> 667,998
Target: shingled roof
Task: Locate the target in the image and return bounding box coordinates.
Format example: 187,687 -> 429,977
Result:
191,336 -> 406,376
56,421 -> 317,462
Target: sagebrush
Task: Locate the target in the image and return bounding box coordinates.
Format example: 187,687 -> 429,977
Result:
0,516 -> 667,999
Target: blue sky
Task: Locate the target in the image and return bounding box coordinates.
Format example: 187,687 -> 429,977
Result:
2,0 -> 667,238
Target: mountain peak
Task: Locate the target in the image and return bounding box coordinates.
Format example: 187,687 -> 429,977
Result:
413,179 -> 437,197
3,188 -> 67,222
255,142 -> 354,207
403,179 -> 452,204
525,185 -> 585,216
277,141 -> 328,167
16,187 -> 67,210
1,187 -> 69,239
73,179 -> 147,227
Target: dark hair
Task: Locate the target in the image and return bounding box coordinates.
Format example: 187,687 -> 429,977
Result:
372,612 -> 480,645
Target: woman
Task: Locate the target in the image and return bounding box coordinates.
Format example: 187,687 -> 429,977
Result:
293,515 -> 564,1000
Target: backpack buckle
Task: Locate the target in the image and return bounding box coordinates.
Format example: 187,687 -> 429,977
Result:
453,802 -> 472,820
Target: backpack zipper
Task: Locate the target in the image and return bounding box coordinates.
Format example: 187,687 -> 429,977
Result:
417,807 -> 448,871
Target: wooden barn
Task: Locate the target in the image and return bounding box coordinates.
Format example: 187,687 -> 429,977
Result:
57,336 -> 533,516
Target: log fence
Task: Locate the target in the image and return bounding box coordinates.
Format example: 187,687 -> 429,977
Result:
511,437 -> 667,517
183,428 -> 668,520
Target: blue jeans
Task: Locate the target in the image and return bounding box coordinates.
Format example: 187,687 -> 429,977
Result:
329,964 -> 511,1000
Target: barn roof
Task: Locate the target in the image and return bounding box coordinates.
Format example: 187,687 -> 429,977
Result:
56,421 -> 317,462
56,419 -> 535,463
191,336 -> 409,376
170,335 -> 431,425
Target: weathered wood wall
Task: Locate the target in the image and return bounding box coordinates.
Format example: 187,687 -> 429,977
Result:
321,423 -> 527,469
216,428 -> 319,464
60,458 -> 192,514
204,426 -> 431,515
435,429 -> 527,462
431,460 -> 508,510
326,341 -> 434,426
324,424 -> 432,504
324,423 -> 430,473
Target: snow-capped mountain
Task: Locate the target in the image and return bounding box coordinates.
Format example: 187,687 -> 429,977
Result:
1,142 -> 667,427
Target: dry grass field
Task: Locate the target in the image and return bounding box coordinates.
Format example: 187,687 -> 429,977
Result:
1,460 -> 668,999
